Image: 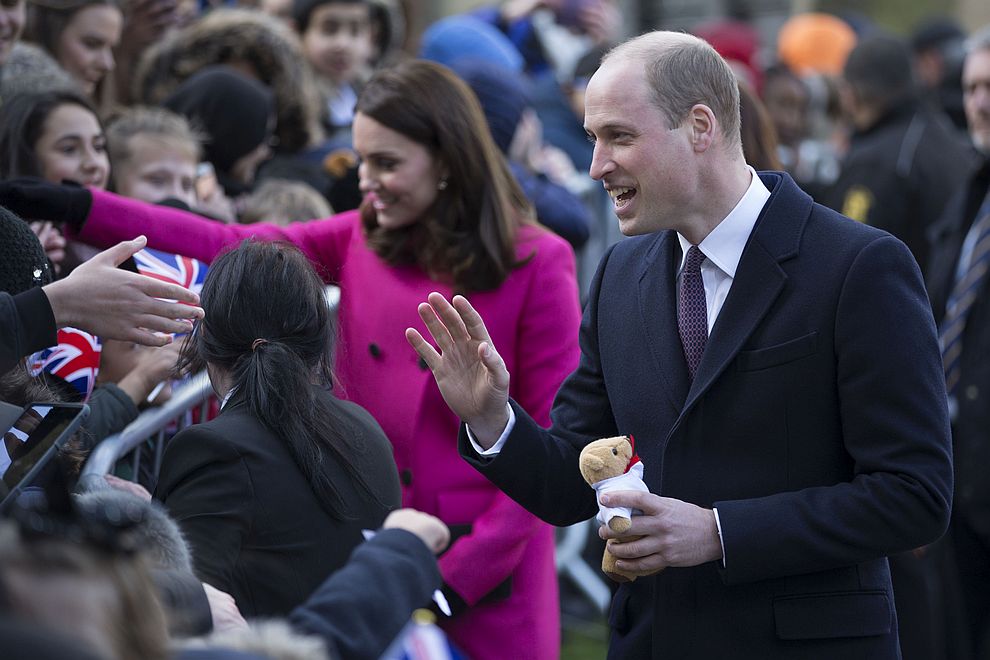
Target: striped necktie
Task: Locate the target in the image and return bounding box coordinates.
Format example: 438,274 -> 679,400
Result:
939,191 -> 990,397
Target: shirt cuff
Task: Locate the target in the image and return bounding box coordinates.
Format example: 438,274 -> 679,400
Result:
466,404 -> 515,456
713,507 -> 726,568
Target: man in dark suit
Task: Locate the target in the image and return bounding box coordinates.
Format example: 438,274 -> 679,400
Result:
408,31 -> 953,659
926,24 -> 990,660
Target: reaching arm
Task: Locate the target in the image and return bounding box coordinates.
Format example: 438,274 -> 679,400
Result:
42,236 -> 202,346
1,236 -> 202,373
0,178 -> 353,279
76,189 -> 352,279
288,511 -> 447,660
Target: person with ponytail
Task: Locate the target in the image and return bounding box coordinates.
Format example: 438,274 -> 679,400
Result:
154,239 -> 401,619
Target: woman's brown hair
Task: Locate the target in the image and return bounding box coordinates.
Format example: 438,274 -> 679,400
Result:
355,59 -> 533,293
738,81 -> 782,171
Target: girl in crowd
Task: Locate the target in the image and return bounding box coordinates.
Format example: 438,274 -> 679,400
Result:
29,59 -> 581,659
0,88 -> 109,191
0,90 -> 177,436
22,0 -> 122,106
156,239 -> 401,618
0,88 -> 107,274
105,106 -> 201,209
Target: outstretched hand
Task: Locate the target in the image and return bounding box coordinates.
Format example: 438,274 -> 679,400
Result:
405,293 -> 510,449
42,236 -> 203,347
598,491 -> 723,578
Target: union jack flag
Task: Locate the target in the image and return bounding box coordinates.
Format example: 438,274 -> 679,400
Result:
28,328 -> 102,400
132,248 -> 208,297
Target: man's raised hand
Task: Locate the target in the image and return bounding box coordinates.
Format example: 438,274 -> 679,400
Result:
405,292 -> 510,449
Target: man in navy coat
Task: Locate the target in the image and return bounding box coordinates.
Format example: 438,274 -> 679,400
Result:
408,30 -> 953,659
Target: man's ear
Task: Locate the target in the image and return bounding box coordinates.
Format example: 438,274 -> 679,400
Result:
687,104 -> 717,153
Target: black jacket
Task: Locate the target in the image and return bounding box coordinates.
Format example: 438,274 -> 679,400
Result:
155,387 -> 401,618
0,288 -> 56,374
824,100 -> 976,273
927,156 -> 990,540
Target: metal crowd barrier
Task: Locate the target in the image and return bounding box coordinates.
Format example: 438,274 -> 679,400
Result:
76,371 -> 213,493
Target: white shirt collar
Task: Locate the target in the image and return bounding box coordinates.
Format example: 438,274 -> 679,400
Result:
677,167 -> 771,278
220,385 -> 238,410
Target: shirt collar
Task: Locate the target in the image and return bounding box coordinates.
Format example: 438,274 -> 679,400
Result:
220,385 -> 238,410
677,166 -> 770,278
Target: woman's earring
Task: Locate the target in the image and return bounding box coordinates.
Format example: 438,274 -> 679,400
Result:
437,178 -> 448,191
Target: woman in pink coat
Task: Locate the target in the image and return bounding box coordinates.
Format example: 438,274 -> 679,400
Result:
49,60 -> 582,659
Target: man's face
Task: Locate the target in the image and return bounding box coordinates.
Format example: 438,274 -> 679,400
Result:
963,47 -> 990,153
584,61 -> 697,236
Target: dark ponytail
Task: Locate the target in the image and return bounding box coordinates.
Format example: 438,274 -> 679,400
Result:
178,240 -> 385,519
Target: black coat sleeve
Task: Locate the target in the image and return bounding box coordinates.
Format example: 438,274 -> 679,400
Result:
0,289 -> 57,373
287,529 -> 441,660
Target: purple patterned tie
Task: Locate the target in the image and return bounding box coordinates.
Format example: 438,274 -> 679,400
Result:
679,245 -> 708,381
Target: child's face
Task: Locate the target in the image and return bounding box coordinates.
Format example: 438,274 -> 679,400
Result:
301,2 -> 373,85
114,135 -> 198,208
35,102 -> 109,190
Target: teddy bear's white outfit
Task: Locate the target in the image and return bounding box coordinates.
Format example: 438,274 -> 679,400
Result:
592,459 -> 648,528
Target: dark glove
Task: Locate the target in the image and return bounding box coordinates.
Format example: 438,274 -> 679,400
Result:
0,177 -> 93,230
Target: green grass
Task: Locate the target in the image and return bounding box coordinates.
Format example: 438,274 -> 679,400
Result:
560,610 -> 608,659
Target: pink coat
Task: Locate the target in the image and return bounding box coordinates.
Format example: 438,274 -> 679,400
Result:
74,191 -> 582,660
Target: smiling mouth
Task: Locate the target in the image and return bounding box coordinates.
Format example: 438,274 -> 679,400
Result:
366,191 -> 396,211
608,186 -> 637,206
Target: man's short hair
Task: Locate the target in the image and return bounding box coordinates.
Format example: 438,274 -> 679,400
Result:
604,32 -> 741,149
843,33 -> 915,109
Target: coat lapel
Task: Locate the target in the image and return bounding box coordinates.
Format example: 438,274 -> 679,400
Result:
638,232 -> 689,412
683,240 -> 786,412
678,172 -> 807,420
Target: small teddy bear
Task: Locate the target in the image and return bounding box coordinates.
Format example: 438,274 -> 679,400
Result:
579,435 -> 649,583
